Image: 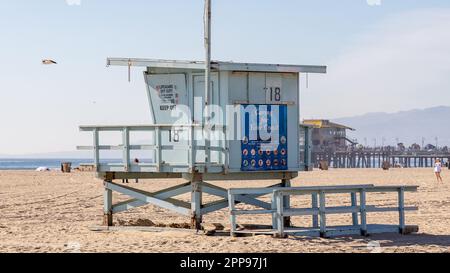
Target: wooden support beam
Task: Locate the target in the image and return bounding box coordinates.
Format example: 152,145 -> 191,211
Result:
360,189 -> 367,236
311,193 -> 319,228
122,127 -> 130,172
191,176 -> 203,230
319,191 -> 327,238
271,194 -> 278,230
103,186 -> 113,226
275,192 -> 285,238
398,187 -> 406,234
228,191 -> 237,237
282,179 -> 291,227
201,199 -> 228,215
105,182 -> 191,216
206,183 -> 275,210
351,192 -> 358,226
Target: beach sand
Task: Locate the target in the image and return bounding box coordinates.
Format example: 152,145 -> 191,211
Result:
0,168 -> 449,253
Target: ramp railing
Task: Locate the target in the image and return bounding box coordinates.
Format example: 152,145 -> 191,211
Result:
229,185 -> 419,238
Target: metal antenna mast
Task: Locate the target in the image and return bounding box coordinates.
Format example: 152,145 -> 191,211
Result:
204,0 -> 212,168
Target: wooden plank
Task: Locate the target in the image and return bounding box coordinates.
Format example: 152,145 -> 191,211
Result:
229,188 -> 277,195
209,187 -> 272,210
188,126 -> 194,170
230,184 -> 374,196
89,226 -> 196,233
190,180 -> 202,230
122,128 -> 130,172
311,194 -> 319,228
403,225 -> 419,234
351,192 -> 358,226
80,124 -> 201,131
98,172 -> 183,180
283,208 -> 319,217
271,194 -> 277,229
323,206 -> 361,214
228,191 -> 237,236
231,230 -> 278,235
104,188 -> 112,214
93,129 -> 100,171
103,187 -> 113,226
398,187 -> 406,233
231,209 -> 275,215
360,190 -> 367,236
366,206 -> 418,213
153,183 -> 191,199
112,199 -> 147,213
367,224 -> 402,235
282,179 -> 291,227
319,191 -> 326,237
106,182 -> 191,215
155,128 -> 161,172
365,186 -> 419,192
201,199 -> 228,214
276,192 -> 285,238
322,226 -> 361,237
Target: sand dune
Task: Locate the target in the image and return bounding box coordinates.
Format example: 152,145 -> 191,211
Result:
0,168 -> 449,253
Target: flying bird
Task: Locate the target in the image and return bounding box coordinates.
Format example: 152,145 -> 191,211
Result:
42,59 -> 57,65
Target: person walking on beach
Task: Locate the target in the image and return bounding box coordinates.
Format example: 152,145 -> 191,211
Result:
435,159 -> 443,183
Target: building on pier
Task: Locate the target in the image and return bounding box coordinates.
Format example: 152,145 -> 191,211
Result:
302,119 -> 356,153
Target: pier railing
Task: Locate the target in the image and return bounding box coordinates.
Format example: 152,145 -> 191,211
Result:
313,150 -> 450,169
228,185 -> 419,238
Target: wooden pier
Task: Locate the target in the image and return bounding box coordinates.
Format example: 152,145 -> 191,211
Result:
312,150 -> 450,169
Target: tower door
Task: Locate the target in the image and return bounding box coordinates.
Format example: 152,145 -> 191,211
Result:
192,74 -> 221,164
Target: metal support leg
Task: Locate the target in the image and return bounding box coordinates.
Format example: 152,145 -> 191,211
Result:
191,175 -> 203,230
351,192 -> 359,226
103,183 -> 113,226
282,179 -> 291,227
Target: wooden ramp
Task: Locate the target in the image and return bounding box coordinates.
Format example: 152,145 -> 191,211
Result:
228,185 -> 419,238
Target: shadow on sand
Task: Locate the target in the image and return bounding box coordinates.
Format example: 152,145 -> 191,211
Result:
290,233 -> 450,248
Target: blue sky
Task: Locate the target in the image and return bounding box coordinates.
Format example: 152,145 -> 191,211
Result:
1,0 -> 450,154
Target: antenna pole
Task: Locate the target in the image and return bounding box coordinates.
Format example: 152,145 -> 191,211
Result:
205,0 -> 211,107
204,0 -> 212,167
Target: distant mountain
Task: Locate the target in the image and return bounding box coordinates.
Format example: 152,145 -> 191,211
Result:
334,106 -> 450,147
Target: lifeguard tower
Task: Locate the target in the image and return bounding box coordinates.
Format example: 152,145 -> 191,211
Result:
79,58 -> 326,229
78,1 -> 327,229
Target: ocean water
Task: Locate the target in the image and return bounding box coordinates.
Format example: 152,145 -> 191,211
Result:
0,159 -> 97,170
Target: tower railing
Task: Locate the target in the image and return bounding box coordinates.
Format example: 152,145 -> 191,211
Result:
77,124 -> 227,174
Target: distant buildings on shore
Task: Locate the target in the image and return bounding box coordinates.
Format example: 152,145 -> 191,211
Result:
302,119 -> 356,153
302,119 -> 449,154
